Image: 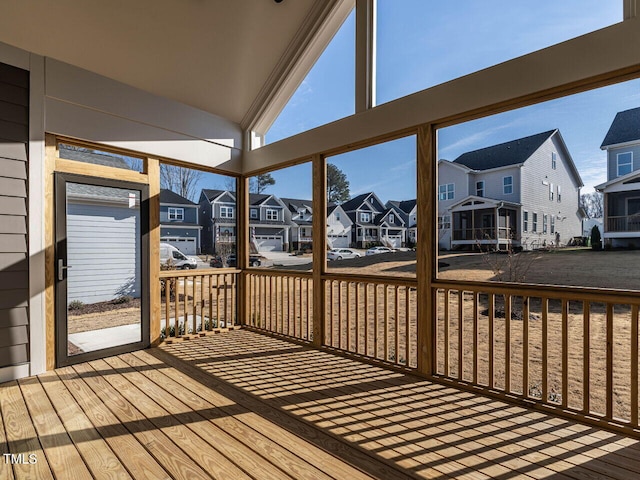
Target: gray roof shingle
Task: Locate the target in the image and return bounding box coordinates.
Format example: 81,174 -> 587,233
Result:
601,106 -> 640,148
160,189 -> 196,205
453,130 -> 556,170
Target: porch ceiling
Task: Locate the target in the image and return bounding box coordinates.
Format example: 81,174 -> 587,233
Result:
0,0 -> 334,126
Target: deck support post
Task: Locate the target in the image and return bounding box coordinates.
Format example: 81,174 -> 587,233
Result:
417,125 -> 435,376
312,155 -> 327,347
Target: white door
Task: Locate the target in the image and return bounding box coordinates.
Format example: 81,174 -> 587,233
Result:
161,237 -> 196,255
255,235 -> 282,252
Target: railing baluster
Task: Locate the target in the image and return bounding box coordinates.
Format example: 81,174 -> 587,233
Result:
192,275 -> 197,334
216,274 -> 221,329
374,284 -> 379,359
338,281 -> 343,349
444,289 -> 450,377
505,294 -> 511,393
473,292 -> 478,385
355,283 -> 360,354
164,276 -> 170,337
384,285 -> 389,362
458,290 -> 463,380
542,297 -> 548,403
562,299 -> 568,409
632,304 -> 639,427
523,296 -> 529,398
488,293 -> 494,389
346,282 -> 351,351
364,283 -> 369,357
583,301 -> 590,413
394,285 -> 399,365
606,303 -> 614,419
405,286 -> 410,367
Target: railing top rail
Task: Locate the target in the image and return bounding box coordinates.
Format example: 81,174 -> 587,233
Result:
159,268 -> 240,278
323,272 -> 417,287
244,268 -> 313,279
432,278 -> 640,304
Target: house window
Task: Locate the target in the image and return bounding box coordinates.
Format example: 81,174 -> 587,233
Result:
438,215 -> 451,229
476,181 -> 484,197
439,183 -> 454,201
336,212 -> 341,221
549,183 -> 554,201
266,209 -> 279,221
361,212 -> 371,223
168,207 -> 184,221
503,176 -> 513,194
250,209 -> 258,219
543,214 -> 548,234
389,214 -> 395,224
220,206 -> 234,218
523,211 -> 528,232
552,152 -> 557,170
532,213 -> 538,232
551,216 -> 555,234
557,185 -> 561,202
617,152 -> 633,176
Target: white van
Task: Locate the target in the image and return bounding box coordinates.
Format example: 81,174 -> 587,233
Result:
160,242 -> 198,269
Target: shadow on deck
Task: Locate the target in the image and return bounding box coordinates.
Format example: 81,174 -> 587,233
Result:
2,329 -> 640,479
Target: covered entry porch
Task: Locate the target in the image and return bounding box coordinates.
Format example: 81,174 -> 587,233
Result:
450,196 -> 519,250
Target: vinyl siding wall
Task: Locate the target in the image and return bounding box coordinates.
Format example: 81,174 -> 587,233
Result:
520,136 -> 582,247
607,144 -> 640,181
0,62 -> 29,371
159,204 -> 198,224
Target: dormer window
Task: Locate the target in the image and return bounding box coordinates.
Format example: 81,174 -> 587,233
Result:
617,152 -> 633,177
389,214 -> 395,224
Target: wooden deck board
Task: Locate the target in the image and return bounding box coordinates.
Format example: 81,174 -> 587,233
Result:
2,329 -> 640,479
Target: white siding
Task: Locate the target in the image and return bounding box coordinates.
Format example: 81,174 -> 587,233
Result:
67,202 -> 141,304
520,135 -> 582,247
437,162 -> 469,214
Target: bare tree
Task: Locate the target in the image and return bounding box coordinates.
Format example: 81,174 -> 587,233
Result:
581,192 -> 604,218
224,177 -> 237,192
160,165 -> 203,201
250,173 -> 275,194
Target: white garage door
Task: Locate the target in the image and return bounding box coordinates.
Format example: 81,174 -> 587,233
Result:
254,235 -> 282,252
328,234 -> 349,248
161,237 -> 197,255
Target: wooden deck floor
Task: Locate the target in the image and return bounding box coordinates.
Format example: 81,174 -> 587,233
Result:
2,330 -> 640,479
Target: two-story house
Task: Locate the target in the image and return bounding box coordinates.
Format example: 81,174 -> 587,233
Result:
386,199 -> 417,246
327,204 -> 353,249
281,197 -> 313,251
438,129 -> 584,250
160,189 -> 202,254
199,189 -> 237,254
248,193 -> 293,252
595,106 -> 640,248
341,192 -> 407,248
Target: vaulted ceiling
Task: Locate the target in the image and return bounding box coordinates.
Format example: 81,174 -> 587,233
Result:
0,0 -> 338,126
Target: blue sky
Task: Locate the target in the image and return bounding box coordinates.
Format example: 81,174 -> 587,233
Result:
215,1 -> 635,202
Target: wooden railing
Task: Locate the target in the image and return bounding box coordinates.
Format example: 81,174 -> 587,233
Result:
245,270 -> 313,342
607,215 -> 640,232
324,275 -> 418,369
432,280 -> 640,432
159,269 -> 239,339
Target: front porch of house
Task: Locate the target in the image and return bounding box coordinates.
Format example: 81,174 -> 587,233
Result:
450,197 -> 519,250
3,328 -> 640,480
602,191 -> 640,247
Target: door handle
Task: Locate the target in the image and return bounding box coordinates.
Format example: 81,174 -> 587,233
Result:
58,259 -> 71,281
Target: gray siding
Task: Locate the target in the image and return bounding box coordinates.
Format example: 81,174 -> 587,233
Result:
159,204 -> 198,224
520,135 -> 582,247
0,62 -> 29,369
437,162 -> 470,214
473,166 -> 521,202
607,144 -> 640,181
